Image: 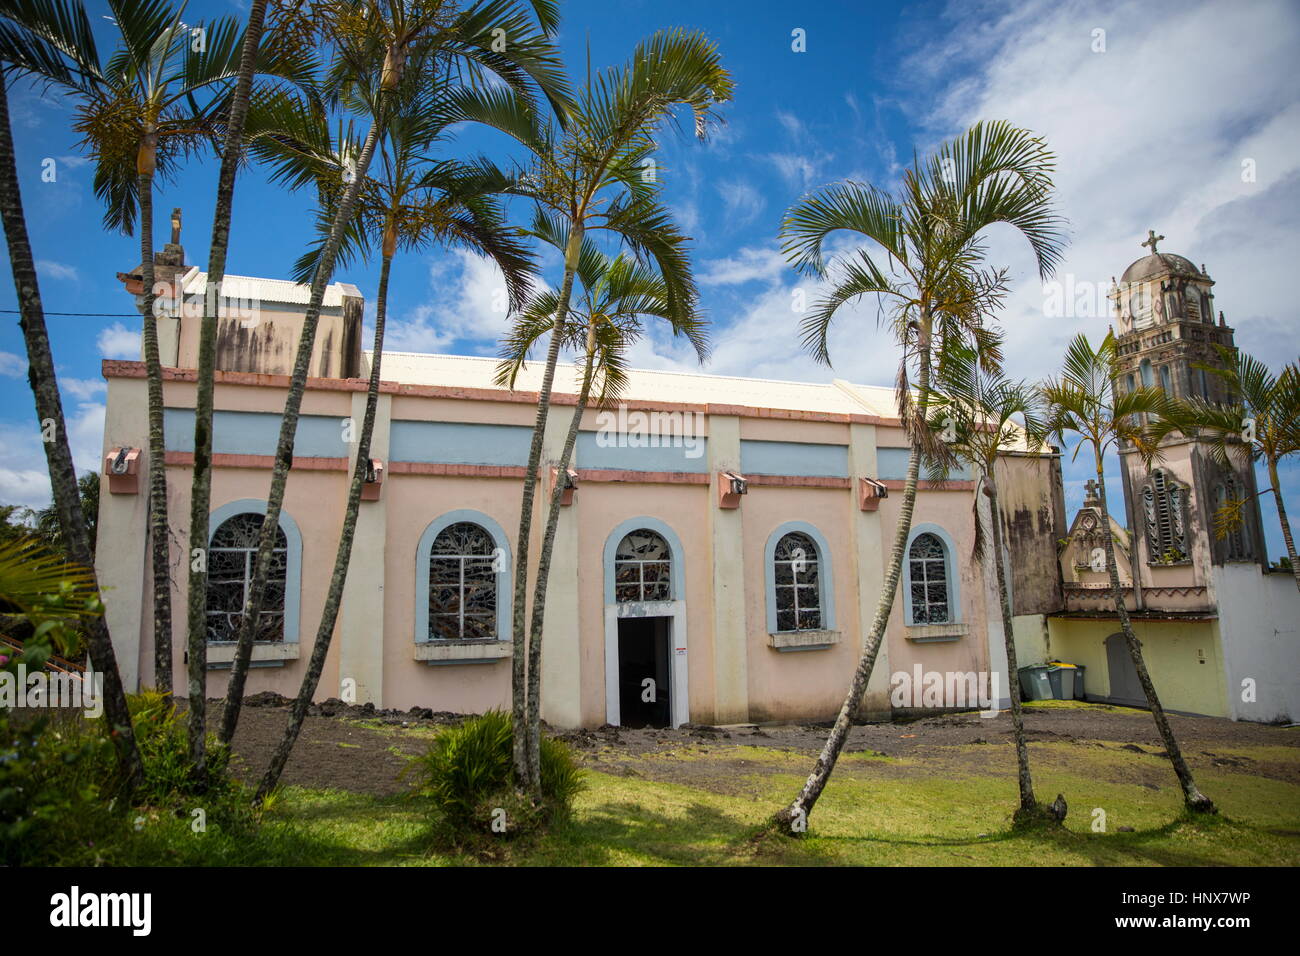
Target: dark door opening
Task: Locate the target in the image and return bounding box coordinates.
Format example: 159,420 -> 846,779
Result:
617,617 -> 671,728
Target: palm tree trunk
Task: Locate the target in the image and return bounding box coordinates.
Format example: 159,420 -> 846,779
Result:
986,478 -> 1037,815
524,340 -> 595,791
772,321 -> 933,833
217,120 -> 382,747
1266,457 -> 1300,591
136,169 -> 174,695
1094,465 -> 1215,813
511,223 -> 583,785
0,79 -> 143,789
186,0 -> 270,780
256,251 -> 392,800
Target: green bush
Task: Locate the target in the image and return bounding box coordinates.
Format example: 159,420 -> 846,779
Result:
0,712 -> 117,865
406,710 -> 583,838
127,689 -> 236,805
0,690 -> 253,865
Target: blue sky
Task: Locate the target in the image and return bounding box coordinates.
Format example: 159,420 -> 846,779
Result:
1,0 -> 1297,563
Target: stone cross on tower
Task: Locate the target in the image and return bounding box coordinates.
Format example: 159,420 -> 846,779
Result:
170,207 -> 181,245
1084,478 -> 1100,504
1141,229 -> 1164,255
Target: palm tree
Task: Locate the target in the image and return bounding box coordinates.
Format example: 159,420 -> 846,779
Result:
1041,331 -> 1215,814
27,471 -> 99,560
1156,347 -> 1300,590
930,339 -> 1052,821
502,29 -> 733,787
217,0 -> 570,748
497,226 -> 710,790
0,0 -> 312,706
772,121 -> 1065,833
184,0 -> 276,780
0,66 -> 143,789
253,62 -> 539,801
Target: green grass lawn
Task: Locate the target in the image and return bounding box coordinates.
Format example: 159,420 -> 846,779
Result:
114,734 -> 1300,866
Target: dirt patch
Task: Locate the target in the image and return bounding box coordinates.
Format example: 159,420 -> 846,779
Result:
205,699 -> 1299,798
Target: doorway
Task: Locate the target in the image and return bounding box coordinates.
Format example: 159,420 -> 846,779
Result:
617,617 -> 671,728
1105,632 -> 1146,707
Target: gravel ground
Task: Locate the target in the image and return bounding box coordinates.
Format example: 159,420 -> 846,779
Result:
203,694 -> 1300,798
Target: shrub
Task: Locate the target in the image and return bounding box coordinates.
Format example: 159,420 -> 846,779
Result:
127,689 -> 235,805
0,690 -> 253,865
406,710 -> 583,839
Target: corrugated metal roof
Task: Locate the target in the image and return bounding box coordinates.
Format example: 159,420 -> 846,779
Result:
180,266 -> 360,308
368,350 -> 900,417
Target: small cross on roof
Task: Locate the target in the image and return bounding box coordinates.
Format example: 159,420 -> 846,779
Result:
1141,229 -> 1165,254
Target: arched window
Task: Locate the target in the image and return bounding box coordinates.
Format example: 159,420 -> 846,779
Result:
207,512 -> 288,643
773,531 -> 821,631
1159,364 -> 1173,395
1214,476 -> 1252,561
1142,469 -> 1188,563
907,531 -> 953,625
614,529 -> 672,602
427,521 -> 499,640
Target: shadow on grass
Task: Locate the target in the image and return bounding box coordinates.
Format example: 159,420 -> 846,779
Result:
811,811 -> 1247,867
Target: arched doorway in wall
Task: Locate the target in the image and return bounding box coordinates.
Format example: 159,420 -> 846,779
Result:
1105,632 -> 1146,707
602,517 -> 689,728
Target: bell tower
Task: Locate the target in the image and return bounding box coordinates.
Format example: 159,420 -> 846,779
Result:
1108,231 -> 1264,595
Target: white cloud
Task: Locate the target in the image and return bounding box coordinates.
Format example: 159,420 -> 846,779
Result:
698,245 -> 790,286
0,351 -> 25,377
716,180 -> 766,228
767,152 -> 822,193
0,401 -> 103,511
96,321 -> 141,359
61,377 -> 106,401
36,260 -> 78,283
381,249 -> 540,356
902,0 -> 1300,380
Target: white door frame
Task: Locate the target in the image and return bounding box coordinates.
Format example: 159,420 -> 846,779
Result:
604,599 -> 688,728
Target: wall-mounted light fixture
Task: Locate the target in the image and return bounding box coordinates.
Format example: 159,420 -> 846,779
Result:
718,471 -> 747,509
361,458 -> 384,500
859,477 -> 888,511
104,447 -> 142,494
552,467 -> 579,506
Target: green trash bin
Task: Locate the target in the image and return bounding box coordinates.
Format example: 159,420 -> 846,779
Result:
1018,665 -> 1054,701
1045,662 -> 1078,700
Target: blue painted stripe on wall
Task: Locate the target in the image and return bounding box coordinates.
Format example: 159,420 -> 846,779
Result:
389,420 -> 532,466
575,432 -> 709,473
164,408 -> 348,457
877,445 -> 971,480
877,446 -> 910,480
740,439 -> 848,478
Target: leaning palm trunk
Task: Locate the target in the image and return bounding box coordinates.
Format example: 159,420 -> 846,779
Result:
985,478 -> 1037,816
1267,458 -> 1300,591
511,225 -> 583,784
1094,468 -> 1215,813
136,166 -> 175,694
773,334 -> 932,832
0,80 -> 144,789
524,339 -> 595,791
218,120 -> 382,746
256,251 -> 392,800
186,0 -> 271,777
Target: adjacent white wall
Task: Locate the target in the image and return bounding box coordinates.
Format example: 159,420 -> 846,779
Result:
1212,563 -> 1300,722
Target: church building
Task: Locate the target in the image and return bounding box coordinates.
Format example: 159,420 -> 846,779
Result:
96,222 -> 1299,727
